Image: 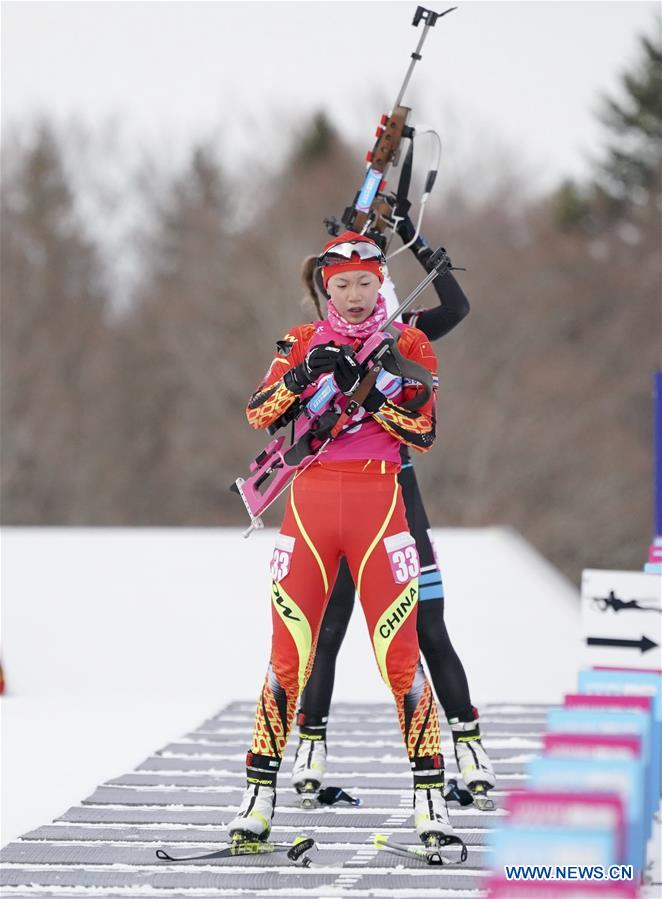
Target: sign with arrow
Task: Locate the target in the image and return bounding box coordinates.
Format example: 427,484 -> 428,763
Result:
581,569 -> 661,671
587,636 -> 658,653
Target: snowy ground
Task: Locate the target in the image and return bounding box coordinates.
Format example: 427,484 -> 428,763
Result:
1,693 -> 224,846
1,526 -> 580,847
1,700 -> 544,896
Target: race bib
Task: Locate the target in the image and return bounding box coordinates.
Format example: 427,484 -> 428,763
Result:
384,532 -> 420,584
270,533 -> 295,581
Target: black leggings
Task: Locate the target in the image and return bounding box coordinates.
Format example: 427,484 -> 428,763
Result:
299,462 -> 473,724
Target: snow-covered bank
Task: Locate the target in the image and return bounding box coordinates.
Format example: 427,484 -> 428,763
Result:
0,692 -> 221,846
1,526 -> 579,845
2,526 -> 579,701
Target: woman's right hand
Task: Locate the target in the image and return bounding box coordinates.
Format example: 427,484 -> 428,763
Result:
303,343 -> 342,380
284,342 -> 341,394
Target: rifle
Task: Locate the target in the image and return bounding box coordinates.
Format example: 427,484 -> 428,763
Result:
324,5 -> 456,256
232,248 -> 451,537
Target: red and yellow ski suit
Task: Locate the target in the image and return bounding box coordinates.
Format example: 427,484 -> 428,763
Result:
244,320 -> 443,787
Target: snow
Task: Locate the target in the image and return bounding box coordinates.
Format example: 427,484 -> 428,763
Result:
0,693 -> 220,847
1,526 -> 580,846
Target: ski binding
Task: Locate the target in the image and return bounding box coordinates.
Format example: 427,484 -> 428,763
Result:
446,776 -> 496,811
297,780 -> 319,809
373,832 -> 468,866
470,780 -> 496,811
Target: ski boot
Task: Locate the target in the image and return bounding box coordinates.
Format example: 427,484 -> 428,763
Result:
227,783 -> 276,841
228,752 -> 279,841
413,787 -> 468,863
373,763 -> 467,869
414,787 -> 456,843
291,737 -> 327,808
291,713 -> 327,808
411,755 -> 462,848
375,793 -> 467,868
450,709 -> 496,811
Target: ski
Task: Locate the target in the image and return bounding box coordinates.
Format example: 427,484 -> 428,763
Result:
373,832 -> 468,866
156,835 -> 316,867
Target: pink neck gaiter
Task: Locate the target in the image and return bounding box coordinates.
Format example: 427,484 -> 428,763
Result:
326,295 -> 387,339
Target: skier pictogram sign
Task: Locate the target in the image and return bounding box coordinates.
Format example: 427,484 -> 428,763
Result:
581,569 -> 661,671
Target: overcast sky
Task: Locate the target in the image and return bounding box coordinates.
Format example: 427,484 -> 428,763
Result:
2,0 -> 659,190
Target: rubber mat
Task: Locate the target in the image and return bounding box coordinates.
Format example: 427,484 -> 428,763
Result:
1,700 -> 550,897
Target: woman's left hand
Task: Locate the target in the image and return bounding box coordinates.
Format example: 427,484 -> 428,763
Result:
333,348 -> 364,396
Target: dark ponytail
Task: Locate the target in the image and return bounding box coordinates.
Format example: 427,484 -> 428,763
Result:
301,255 -> 326,321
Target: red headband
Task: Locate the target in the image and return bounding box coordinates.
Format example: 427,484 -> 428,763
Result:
319,231 -> 386,289
322,258 -> 385,289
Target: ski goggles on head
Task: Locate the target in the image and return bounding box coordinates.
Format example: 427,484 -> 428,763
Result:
318,241 -> 386,267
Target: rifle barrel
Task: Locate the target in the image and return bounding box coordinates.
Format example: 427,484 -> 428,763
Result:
392,20 -> 434,112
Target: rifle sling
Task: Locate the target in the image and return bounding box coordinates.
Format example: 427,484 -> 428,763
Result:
381,324 -> 433,412
395,139 -> 414,217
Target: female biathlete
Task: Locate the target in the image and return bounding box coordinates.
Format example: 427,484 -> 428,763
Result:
229,230 -> 457,848
290,217 -> 496,807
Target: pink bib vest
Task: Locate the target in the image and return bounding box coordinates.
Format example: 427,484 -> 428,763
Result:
302,318 -> 406,466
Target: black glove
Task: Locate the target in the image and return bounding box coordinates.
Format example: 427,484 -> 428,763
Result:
333,347 -> 363,396
304,343 -> 342,379
362,386 -> 386,413
396,212 -> 417,245
284,342 -> 341,394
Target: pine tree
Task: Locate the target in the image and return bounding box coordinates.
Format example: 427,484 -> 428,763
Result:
552,178 -> 594,232
597,26 -> 662,208
292,111 -> 338,167
552,20 -> 661,229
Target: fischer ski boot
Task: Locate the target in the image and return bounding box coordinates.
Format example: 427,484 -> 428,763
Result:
372,754 -> 467,868
292,738 -> 327,806
414,787 -> 456,843
291,714 -> 327,807
450,709 -> 496,811
228,753 -> 279,841
227,783 -> 276,841
411,755 -> 460,848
